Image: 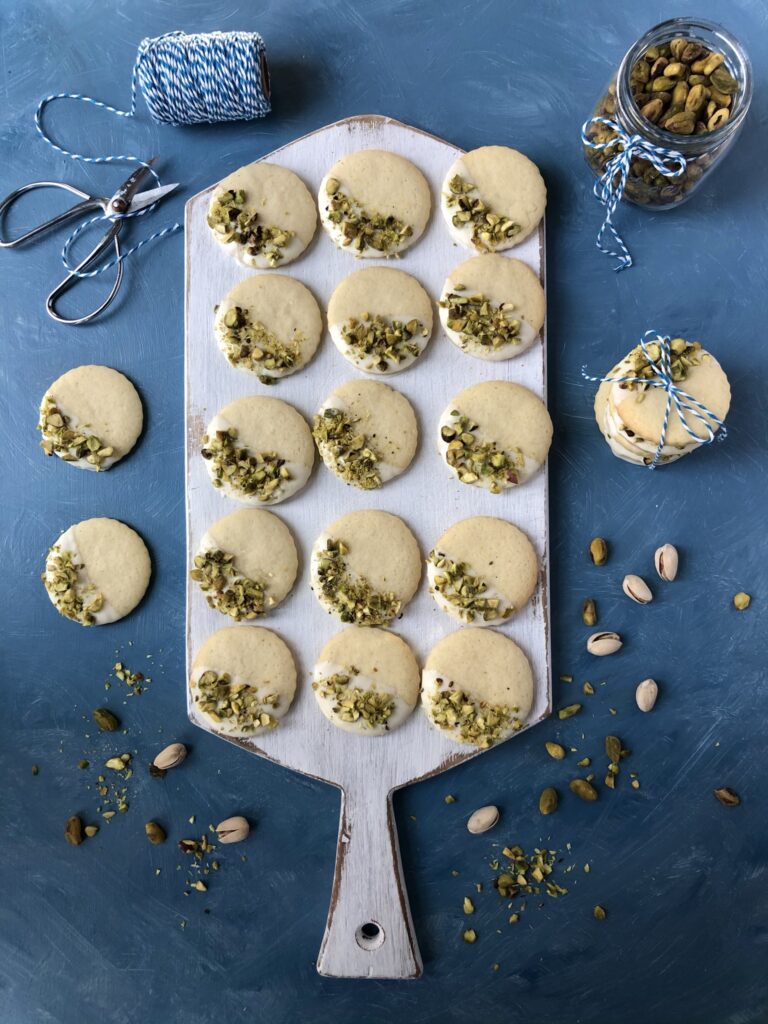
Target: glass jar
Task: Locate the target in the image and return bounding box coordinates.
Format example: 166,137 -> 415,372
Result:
584,18 -> 752,208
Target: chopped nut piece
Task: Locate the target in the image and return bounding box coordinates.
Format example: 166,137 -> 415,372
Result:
313,672 -> 395,729
190,548 -> 267,621
315,537 -> 400,626
444,175 -> 520,250
207,188 -> 294,267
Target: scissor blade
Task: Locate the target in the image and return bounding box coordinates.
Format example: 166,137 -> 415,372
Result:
128,183 -> 180,212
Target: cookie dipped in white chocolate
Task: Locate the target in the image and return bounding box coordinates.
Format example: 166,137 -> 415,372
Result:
328,267 -> 433,374
312,627 -> 420,735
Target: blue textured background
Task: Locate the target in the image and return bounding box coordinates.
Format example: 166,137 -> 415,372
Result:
1,1 -> 766,1022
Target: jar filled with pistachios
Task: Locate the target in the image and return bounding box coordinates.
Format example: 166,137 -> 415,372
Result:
584,18 -> 752,208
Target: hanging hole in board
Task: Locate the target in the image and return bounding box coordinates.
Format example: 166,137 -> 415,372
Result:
355,921 -> 385,951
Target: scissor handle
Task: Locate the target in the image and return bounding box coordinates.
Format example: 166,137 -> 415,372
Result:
46,220 -> 124,326
0,181 -> 103,248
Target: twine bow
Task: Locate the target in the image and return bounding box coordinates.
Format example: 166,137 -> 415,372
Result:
582,331 -> 727,469
581,117 -> 687,271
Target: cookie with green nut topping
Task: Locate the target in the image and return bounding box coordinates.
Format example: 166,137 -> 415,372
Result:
312,626 -> 420,736
438,381 -> 552,492
189,626 -> 297,738
191,508 -> 298,621
421,628 -> 534,748
313,379 -> 417,490
327,266 -> 433,375
42,517 -> 151,626
440,146 -> 546,252
213,274 -> 322,384
318,149 -> 431,258
310,510 -> 421,627
207,161 -> 316,270
439,254 -> 545,362
427,516 -> 538,626
201,395 -> 314,506
38,365 -> 143,472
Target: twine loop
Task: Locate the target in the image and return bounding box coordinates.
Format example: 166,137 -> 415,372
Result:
582,331 -> 727,469
581,117 -> 686,271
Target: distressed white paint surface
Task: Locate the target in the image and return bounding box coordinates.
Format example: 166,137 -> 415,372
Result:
185,115 -> 550,979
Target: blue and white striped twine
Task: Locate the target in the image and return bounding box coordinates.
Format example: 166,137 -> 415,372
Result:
581,116 -> 687,272
582,331 -> 727,469
34,30 -> 271,277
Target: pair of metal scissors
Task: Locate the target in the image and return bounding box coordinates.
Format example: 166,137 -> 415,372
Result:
0,162 -> 178,325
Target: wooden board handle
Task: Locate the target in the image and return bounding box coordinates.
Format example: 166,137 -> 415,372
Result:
316,785 -> 422,979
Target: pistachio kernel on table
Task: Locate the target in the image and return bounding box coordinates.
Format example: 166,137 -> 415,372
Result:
145,821 -> 167,845
218,305 -> 302,383
324,178 -> 413,255
312,408 -> 382,490
428,550 -> 513,624
733,592 -> 751,611
428,684 -> 520,749
190,548 -> 268,621
341,313 -> 427,370
92,707 -> 120,732
539,787 -> 559,815
38,395 -> 114,469
315,537 -> 401,626
589,537 -> 608,566
441,412 -> 524,492
313,672 -> 396,729
201,427 -> 292,502
42,546 -> 104,626
440,287 -> 523,352
194,670 -> 280,732
582,598 -> 598,626
444,175 -> 520,250
207,188 -> 294,267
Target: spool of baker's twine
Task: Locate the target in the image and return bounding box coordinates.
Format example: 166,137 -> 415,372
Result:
582,331 -> 727,469
34,30 -> 271,277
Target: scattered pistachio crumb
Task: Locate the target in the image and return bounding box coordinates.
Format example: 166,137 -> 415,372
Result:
462,928 -> 477,944
444,794 -> 457,804
593,905 -> 607,921
583,682 -> 595,696
559,675 -> 573,683
733,592 -> 751,611
31,764 -> 39,776
463,897 -> 475,915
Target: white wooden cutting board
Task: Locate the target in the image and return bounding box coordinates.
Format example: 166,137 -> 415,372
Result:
184,115 -> 550,979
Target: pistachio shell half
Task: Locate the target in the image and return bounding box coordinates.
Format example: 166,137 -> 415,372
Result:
635,678 -> 659,712
467,805 -> 499,835
587,631 -> 623,656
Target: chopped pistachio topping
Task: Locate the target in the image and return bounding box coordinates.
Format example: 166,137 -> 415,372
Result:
207,188 -> 294,267
494,845 -> 567,902
194,670 -> 280,732
201,427 -> 292,502
218,305 -> 302,383
315,537 -> 401,625
312,671 -> 395,729
42,546 -> 104,625
38,396 -> 114,469
190,548 -> 268,620
440,288 -> 522,351
324,180 -> 413,255
441,412 -> 524,492
341,313 -> 427,370
428,550 -> 512,623
619,337 -> 704,392
444,175 -> 520,250
428,682 -> 520,748
312,408 -> 382,490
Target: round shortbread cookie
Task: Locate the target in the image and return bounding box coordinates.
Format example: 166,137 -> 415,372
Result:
42,517 -> 151,626
312,627 -> 420,735
439,254 -> 545,361
441,146 -> 546,252
38,365 -> 142,471
214,275 -> 323,383
427,516 -> 538,626
327,267 -> 433,374
310,510 -> 421,627
439,381 -> 552,492
190,626 -> 297,738
313,379 -> 418,490
318,150 -> 431,258
207,161 -> 316,269
421,629 -> 534,748
192,508 -> 298,621
202,396 -> 314,505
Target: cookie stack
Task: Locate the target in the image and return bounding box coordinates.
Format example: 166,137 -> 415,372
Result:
593,335 -> 731,467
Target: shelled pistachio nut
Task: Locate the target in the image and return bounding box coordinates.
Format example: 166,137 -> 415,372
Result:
153,743 -> 188,771
622,574 -> 653,605
582,598 -> 597,626
587,631 -> 622,656
545,741 -> 566,760
216,816 -> 250,844
539,787 -> 558,815
733,592 -> 751,611
589,537 -> 608,566
635,678 -> 659,712
654,544 -> 679,581
466,805 -> 500,834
